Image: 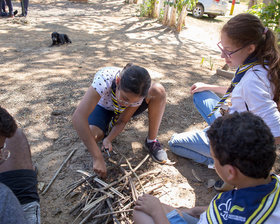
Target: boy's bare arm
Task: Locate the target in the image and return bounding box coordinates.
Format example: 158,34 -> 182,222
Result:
178,206 -> 208,218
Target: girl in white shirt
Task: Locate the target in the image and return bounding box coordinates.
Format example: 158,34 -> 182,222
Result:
169,13 -> 280,168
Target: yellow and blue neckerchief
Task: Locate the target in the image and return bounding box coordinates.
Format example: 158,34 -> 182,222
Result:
108,72 -> 126,132
206,174 -> 280,223
208,56 -> 260,118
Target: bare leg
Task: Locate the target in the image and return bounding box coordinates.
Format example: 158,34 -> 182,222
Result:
146,83 -> 166,140
0,128 -> 33,173
134,203 -> 175,224
133,210 -> 155,224
89,125 -> 104,142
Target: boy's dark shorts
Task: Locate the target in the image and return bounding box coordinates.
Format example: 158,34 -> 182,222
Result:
88,100 -> 148,134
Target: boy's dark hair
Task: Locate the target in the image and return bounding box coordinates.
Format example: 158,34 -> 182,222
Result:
0,107 -> 17,138
206,112 -> 276,179
119,63 -> 151,97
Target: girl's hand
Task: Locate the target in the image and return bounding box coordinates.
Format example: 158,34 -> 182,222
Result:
93,156 -> 107,178
134,194 -> 162,217
190,82 -> 210,94
102,137 -> 112,152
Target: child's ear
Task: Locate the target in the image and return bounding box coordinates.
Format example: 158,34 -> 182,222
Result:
227,165 -> 238,181
247,44 -> 256,55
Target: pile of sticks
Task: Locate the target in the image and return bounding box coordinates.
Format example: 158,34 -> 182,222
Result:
65,152 -> 166,224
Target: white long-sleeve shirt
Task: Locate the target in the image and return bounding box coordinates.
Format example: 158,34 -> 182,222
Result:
228,65 -> 280,137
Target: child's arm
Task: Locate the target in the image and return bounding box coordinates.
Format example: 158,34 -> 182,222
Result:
102,106 -> 139,151
134,194 -> 170,224
72,87 -> 107,177
190,82 -> 228,95
178,206 -> 208,218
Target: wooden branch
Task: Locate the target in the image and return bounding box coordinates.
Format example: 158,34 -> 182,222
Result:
102,154 -> 150,190
82,195 -> 109,213
65,178 -> 86,198
67,152 -> 151,223
93,177 -> 125,199
123,155 -> 145,193
128,177 -> 138,202
82,176 -> 114,198
78,201 -> 105,224
91,209 -> 133,219
42,147 -> 77,195
106,198 -> 121,224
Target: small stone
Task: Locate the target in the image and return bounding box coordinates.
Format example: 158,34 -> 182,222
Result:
191,169 -> 202,183
37,182 -> 45,192
51,110 -> 63,116
51,208 -> 62,217
207,179 -> 216,188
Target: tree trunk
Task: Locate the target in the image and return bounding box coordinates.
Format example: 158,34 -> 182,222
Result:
278,18 -> 280,40
169,4 -> 176,27
152,0 -> 159,18
248,0 -> 257,9
162,1 -> 170,25
176,4 -> 187,32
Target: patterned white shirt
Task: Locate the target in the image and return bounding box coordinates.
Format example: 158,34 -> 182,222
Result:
91,67 -> 143,111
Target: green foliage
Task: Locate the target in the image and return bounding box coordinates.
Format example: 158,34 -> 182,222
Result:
248,0 -> 280,34
177,0 -> 189,13
201,56 -> 214,70
140,0 -> 197,18
139,0 -> 157,17
158,8 -> 165,22
164,0 -> 196,14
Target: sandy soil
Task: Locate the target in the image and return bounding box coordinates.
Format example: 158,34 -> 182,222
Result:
1,1 -> 278,223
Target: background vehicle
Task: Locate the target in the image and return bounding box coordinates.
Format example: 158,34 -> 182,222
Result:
190,0 -> 228,19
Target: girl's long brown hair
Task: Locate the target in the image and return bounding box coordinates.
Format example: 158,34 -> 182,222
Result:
222,13 -> 280,109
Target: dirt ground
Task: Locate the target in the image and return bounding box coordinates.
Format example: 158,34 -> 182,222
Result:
1,1 -> 279,223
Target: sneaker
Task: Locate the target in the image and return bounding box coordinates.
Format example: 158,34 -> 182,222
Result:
145,138 -> 168,164
18,13 -> 27,17
214,179 -> 235,192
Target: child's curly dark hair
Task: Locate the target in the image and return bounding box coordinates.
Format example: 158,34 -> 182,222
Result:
206,112 -> 276,179
0,106 -> 17,138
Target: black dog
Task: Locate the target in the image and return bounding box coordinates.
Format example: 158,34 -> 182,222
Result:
51,32 -> 72,46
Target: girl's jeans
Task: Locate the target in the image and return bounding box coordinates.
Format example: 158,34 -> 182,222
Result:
168,91 -> 221,166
